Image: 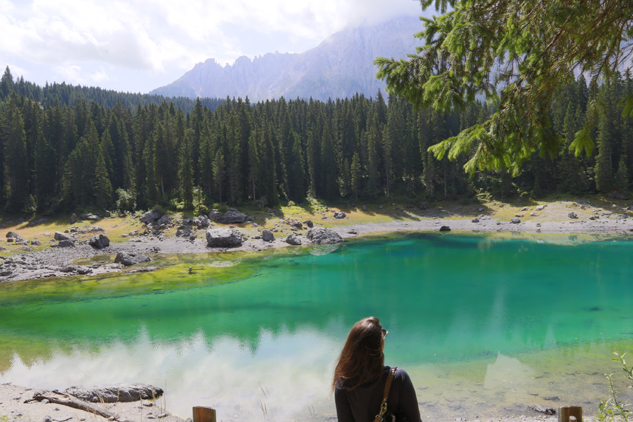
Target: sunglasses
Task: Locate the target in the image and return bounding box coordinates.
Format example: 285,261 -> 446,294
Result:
381,328 -> 388,338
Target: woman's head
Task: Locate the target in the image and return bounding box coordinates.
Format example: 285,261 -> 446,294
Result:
332,316 -> 387,391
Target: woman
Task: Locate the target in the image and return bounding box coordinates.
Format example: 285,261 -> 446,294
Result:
333,316 -> 421,422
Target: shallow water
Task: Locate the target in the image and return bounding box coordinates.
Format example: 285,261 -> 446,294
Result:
1,234 -> 633,421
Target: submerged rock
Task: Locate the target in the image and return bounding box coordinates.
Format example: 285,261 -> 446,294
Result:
65,383 -> 164,403
306,228 -> 343,244
206,228 -> 244,247
114,252 -> 151,266
528,404 -> 556,415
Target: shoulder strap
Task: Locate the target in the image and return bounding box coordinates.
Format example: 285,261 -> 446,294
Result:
373,367 -> 397,422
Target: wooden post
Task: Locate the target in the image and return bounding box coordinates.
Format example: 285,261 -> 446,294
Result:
559,406 -> 582,422
193,406 -> 216,422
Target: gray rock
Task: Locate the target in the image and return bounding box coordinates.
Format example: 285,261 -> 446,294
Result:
511,217 -> 521,224
286,233 -> 302,245
80,214 -> 100,221
65,383 -> 163,403
114,252 -> 151,266
334,212 -> 346,219
70,213 -> 78,224
536,205 -> 546,211
208,209 -> 247,224
206,228 -> 244,247
58,240 -> 75,247
471,218 -> 479,223
439,226 -> 451,232
262,230 -> 275,242
6,231 -> 19,238
520,207 -> 528,211
140,210 -> 163,223
306,228 -> 343,244
568,212 -> 578,219
54,231 -> 70,241
362,205 -> 367,211
88,234 -> 110,249
291,220 -> 303,229
30,240 -> 41,246
304,220 -> 314,228
156,214 -> 171,226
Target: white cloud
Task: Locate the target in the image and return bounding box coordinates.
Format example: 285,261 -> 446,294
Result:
0,0 -> 425,92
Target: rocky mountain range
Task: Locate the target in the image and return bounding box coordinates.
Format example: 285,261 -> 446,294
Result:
150,16 -> 422,102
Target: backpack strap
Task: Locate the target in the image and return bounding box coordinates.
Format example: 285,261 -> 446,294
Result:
374,367 -> 397,422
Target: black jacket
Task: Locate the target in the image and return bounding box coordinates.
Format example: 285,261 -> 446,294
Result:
335,366 -> 421,422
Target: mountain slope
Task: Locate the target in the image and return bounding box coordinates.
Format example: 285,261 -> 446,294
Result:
150,16 -> 422,102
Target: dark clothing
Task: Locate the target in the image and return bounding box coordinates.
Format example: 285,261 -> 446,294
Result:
334,366 -> 421,422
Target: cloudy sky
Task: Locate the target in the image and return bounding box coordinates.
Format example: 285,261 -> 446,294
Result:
0,0 -> 424,94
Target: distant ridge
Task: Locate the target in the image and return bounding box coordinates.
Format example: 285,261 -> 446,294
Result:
150,16 -> 422,102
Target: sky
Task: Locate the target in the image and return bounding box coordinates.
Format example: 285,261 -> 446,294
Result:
0,0 -> 424,94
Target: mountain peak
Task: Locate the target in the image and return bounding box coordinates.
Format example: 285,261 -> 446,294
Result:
150,15 -> 421,102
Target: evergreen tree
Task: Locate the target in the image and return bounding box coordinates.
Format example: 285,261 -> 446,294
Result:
179,129 -> 194,209
2,100 -> 29,211
213,148 -> 225,203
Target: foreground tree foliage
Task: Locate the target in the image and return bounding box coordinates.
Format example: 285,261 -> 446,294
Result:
375,0 -> 633,175
0,71 -> 632,214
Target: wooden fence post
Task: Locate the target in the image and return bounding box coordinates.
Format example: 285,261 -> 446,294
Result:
559,406 -> 582,422
193,406 -> 216,422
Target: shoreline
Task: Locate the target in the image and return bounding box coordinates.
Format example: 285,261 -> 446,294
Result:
1,213 -> 632,283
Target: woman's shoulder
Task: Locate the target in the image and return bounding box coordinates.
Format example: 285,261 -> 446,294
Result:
385,366 -> 412,382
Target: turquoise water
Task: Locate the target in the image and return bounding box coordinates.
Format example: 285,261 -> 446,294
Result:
1,234 -> 633,420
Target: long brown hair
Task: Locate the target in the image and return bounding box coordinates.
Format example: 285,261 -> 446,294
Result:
332,316 -> 385,391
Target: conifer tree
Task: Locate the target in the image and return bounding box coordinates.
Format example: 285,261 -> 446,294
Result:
248,127 -> 260,201
2,99 -> 29,211
179,128 -> 194,209
213,148 -> 225,203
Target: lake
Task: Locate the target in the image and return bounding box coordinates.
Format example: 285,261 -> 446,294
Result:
1,233 -> 633,421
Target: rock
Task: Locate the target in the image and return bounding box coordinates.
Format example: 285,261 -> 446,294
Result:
477,207 -> 484,212
515,214 -> 524,218
536,223 -> 541,227
6,231 -> 19,238
206,228 -> 244,247
80,214 -> 100,221
439,226 -> 451,232
362,205 -> 367,211
54,231 -> 71,241
568,212 -> 578,219
528,404 -> 556,415
286,233 -> 302,245
208,209 -> 247,224
114,252 -> 151,266
65,384 -> 163,403
262,230 -> 275,242
306,227 -> 343,244
140,210 -> 163,223
530,212 -> 538,216
156,214 -> 171,226
304,220 -> 314,228
589,216 -> 596,220
536,205 -> 546,211
21,246 -> 33,252
348,229 -> 358,235
291,220 -> 303,229
520,207 -> 528,211
511,217 -> 521,224
89,234 -> 110,249
70,213 -> 78,224
30,240 -> 41,246
471,218 -> 479,223
58,240 -> 75,247
334,212 -> 346,219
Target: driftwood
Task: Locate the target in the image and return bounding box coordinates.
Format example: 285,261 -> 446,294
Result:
33,391 -> 120,420
529,404 -> 557,415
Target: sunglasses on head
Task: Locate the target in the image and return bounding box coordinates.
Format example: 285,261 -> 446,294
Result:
381,328 -> 388,338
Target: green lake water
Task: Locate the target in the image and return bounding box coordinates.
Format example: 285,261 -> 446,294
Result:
1,233 -> 633,421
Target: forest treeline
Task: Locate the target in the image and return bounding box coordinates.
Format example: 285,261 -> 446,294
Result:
0,66 -> 632,215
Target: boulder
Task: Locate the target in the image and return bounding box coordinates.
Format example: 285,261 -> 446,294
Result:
58,240 -> 75,247
511,217 -> 521,224
70,213 -> 78,224
362,205 -> 367,211
568,212 -> 578,219
6,231 -> 19,238
206,228 -> 244,247
54,231 -> 70,241
156,214 -> 171,226
196,216 -> 210,228
208,209 -> 247,224
439,226 -> 451,232
65,383 -> 163,403
140,210 -> 163,223
304,220 -> 314,228
334,212 -> 346,219
262,229 -> 275,242
89,234 -> 110,249
286,233 -> 302,245
80,214 -> 100,221
471,218 -> 479,223
114,252 -> 151,266
306,228 -> 343,245
291,220 -> 303,229
536,205 -> 546,211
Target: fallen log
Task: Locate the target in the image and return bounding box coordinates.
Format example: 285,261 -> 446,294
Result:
32,391 -> 120,420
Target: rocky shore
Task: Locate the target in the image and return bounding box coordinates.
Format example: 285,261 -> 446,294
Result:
1,203 -> 632,283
